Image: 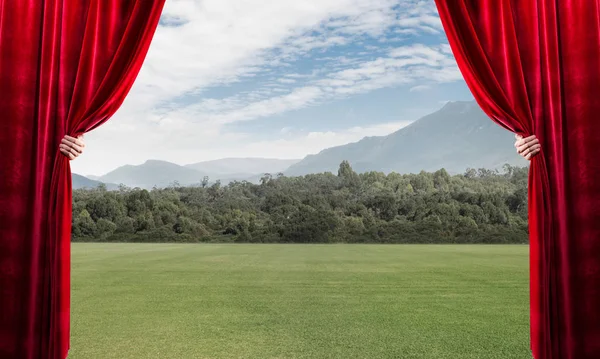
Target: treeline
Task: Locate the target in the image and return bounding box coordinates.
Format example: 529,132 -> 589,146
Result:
72,162 -> 529,244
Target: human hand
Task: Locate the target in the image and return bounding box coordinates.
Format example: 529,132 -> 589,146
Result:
514,134 -> 540,160
59,135 -> 85,160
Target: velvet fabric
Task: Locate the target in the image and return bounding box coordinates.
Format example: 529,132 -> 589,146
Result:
435,1 -> 600,358
0,1 -> 165,358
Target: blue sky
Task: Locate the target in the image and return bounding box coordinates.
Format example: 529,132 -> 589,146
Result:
72,0 -> 473,176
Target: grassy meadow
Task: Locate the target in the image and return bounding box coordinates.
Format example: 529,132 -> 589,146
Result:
68,244 -> 532,359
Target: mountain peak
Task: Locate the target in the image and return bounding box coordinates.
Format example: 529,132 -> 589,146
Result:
441,100 -> 478,113
284,99 -> 524,176
98,158 -> 302,189
142,159 -> 182,167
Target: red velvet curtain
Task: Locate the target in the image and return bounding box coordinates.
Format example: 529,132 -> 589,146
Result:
435,1 -> 600,358
0,1 -> 165,358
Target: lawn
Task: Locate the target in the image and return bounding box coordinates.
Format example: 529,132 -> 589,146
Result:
69,243 -> 532,359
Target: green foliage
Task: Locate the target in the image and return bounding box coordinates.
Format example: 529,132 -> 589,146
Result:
72,162 -> 530,243
72,209 -> 96,239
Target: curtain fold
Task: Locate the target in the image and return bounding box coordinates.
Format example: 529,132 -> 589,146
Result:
0,1 -> 165,358
435,1 -> 600,358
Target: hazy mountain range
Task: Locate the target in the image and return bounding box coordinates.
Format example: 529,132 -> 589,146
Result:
285,101 -> 526,175
74,158 -> 302,190
73,101 -> 526,190
72,174 -> 119,190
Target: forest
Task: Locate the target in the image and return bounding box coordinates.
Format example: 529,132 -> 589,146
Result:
72,161 -> 529,244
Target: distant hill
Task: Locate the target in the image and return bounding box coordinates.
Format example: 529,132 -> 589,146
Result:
95,158 -> 301,189
72,174 -> 118,190
97,160 -> 206,189
83,101 -> 526,189
284,101 -> 526,176
185,158 -> 300,176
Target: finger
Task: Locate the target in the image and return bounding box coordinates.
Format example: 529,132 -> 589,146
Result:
59,144 -> 82,155
524,148 -> 541,161
530,143 -> 541,151
521,144 -> 541,157
517,140 -> 540,153
61,142 -> 83,153
514,136 -> 523,147
61,138 -> 75,148
63,136 -> 85,149
516,135 -> 538,146
60,149 -> 75,160
526,149 -> 540,160
68,146 -> 80,158
517,144 -> 530,153
520,143 -> 541,156
63,135 -> 78,143
521,148 -> 533,158
60,144 -> 80,158
60,140 -> 84,153
74,136 -> 85,148
515,137 -> 539,148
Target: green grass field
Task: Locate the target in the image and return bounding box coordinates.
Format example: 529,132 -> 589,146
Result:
68,244 -> 532,359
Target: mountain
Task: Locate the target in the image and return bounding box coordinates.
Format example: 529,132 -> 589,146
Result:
72,174 -> 118,190
185,158 -> 300,177
285,101 -> 526,176
89,101 -> 525,189
97,158 -> 301,189
98,160 -> 206,189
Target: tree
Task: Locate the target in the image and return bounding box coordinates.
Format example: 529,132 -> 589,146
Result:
71,162 -> 529,245
260,173 -> 273,186
281,205 -> 338,243
73,209 -> 96,239
464,168 -> 477,179
115,216 -> 135,234
338,160 -> 360,188
95,218 -> 117,240
433,168 -> 451,191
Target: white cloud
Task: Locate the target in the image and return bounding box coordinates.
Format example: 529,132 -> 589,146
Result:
409,85 -> 430,92
159,43 -> 459,127
75,119 -> 413,177
72,0 -> 456,176
278,78 -> 297,84
246,120 -> 412,158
